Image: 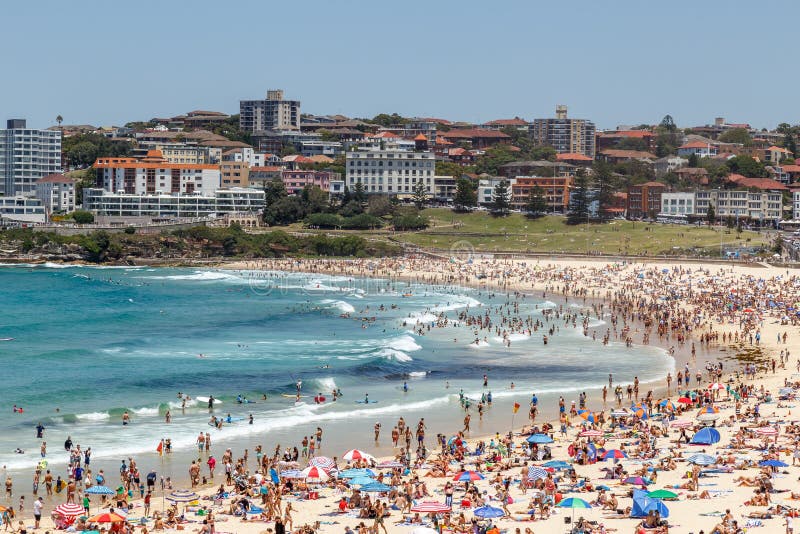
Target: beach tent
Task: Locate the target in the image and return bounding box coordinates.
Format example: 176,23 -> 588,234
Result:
630,489 -> 670,518
690,427 -> 721,445
526,433 -> 553,444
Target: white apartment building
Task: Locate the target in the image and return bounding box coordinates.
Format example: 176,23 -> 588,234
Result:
660,192 -> 696,215
0,119 -> 62,196
345,150 -> 435,196
83,188 -> 264,220
478,178 -> 516,206
35,174 -> 76,215
792,191 -> 800,220
222,147 -> 266,167
94,151 -> 220,196
0,196 -> 46,223
684,190 -> 782,223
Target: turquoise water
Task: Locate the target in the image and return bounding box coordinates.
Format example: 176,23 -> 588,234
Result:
0,265 -> 673,476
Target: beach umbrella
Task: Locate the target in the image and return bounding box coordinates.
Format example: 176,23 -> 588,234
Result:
301,465 -> 330,482
696,405 -> 720,416
527,466 -> 548,481
308,456 -> 336,471
279,469 -> 305,479
659,399 -> 677,411
85,485 -> 115,495
687,454 -> 716,466
54,503 -> 85,517
411,501 -> 451,513
610,409 -> 629,417
670,420 -> 692,428
453,471 -> 484,482
632,407 -> 648,420
707,383 -> 724,390
87,512 -> 126,523
623,476 -> 650,487
526,433 -> 553,444
577,410 -> 597,423
472,505 -> 505,518
690,427 -> 721,445
542,460 -> 571,470
677,397 -> 693,405
338,468 -> 376,479
349,476 -> 377,486
759,459 -> 788,467
602,449 -> 628,460
646,489 -> 678,500
556,497 -> 591,522
165,490 -> 199,503
579,429 -> 603,438
342,449 -> 375,462
360,482 -> 392,493
643,499 -> 670,518
755,427 -> 779,436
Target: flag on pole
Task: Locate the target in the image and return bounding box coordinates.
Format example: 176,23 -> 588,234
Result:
156,441 -> 163,455
513,402 -> 520,414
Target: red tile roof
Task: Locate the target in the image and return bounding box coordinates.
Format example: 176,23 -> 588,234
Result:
441,129 -> 511,139
767,145 -> 790,152
598,130 -> 653,138
414,134 -> 428,141
484,118 -> 528,126
556,153 -> 593,162
727,173 -> 788,190
781,164 -> 800,173
679,141 -> 713,149
640,181 -> 666,188
600,149 -> 657,160
37,173 -> 74,184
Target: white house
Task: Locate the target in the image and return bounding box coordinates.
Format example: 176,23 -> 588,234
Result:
35,173 -> 76,215
677,141 -> 718,158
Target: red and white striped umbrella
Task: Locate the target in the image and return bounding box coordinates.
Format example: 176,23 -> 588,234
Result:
670,420 -> 693,428
343,449 -> 375,462
309,456 -> 336,471
707,383 -> 724,390
54,503 -> 85,517
301,465 -> 331,482
756,427 -> 779,436
579,429 -> 603,437
411,501 -> 451,513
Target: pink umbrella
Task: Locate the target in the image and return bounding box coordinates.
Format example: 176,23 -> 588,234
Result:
343,449 -> 375,462
301,465 -> 330,482
411,501 -> 451,513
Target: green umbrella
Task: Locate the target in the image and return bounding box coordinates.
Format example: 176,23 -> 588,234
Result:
557,497 -> 592,522
646,489 -> 678,500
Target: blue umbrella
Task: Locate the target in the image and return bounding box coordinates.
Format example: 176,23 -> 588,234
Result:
643,499 -> 670,518
349,476 -> 377,486
85,486 -> 115,495
759,459 -> 789,468
687,454 -> 716,466
360,482 -> 392,493
526,433 -> 553,444
690,427 -> 721,445
472,505 -> 505,518
542,460 -> 571,470
527,467 -> 548,481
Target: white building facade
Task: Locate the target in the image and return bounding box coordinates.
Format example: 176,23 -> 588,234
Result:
0,196 -> 46,223
660,192 -> 696,215
83,188 -> 264,219
94,151 -> 221,196
35,174 -> 76,214
345,150 -> 435,196
478,178 -> 516,206
0,119 -> 62,196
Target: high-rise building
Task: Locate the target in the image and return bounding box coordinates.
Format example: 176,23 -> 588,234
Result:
345,150 -> 435,196
0,119 -> 62,196
239,89 -> 300,133
531,106 -> 596,158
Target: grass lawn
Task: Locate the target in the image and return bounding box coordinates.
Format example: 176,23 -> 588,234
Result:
383,208 -> 772,256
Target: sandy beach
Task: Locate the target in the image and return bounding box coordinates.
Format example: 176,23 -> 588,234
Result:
9,255 -> 800,534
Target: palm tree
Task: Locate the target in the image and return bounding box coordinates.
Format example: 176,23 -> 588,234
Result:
56,115 -> 63,129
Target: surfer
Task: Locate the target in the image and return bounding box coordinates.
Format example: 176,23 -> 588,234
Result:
122,411 -> 130,425
35,423 -> 44,439
364,393 -> 369,404
208,396 -> 215,410
248,414 -> 253,425
295,380 -> 303,393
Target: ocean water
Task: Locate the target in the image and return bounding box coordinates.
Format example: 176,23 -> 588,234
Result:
0,265 -> 673,479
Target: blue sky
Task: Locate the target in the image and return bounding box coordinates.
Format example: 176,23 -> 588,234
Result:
3,1 -> 797,130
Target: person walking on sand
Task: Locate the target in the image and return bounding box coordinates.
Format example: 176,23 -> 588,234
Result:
463,413 -> 471,433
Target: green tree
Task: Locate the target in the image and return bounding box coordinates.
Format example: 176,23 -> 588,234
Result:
71,210 -> 95,224
436,160 -> 473,177
367,195 -> 395,217
592,160 -> 615,221
706,202 -> 716,225
525,185 -> 547,218
475,145 -> 518,175
263,179 -> 287,208
687,153 -> 700,167
453,177 -> 477,212
300,185 -> 329,215
567,169 -> 591,225
718,128 -> 753,146
490,180 -> 511,216
660,115 -> 677,132
726,155 -> 767,177
56,115 -> 63,128
352,182 -> 367,204
778,123 -> 798,158
412,181 -> 428,209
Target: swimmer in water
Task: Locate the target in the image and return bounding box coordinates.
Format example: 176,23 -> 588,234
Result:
403,382 -> 408,392
364,393 -> 369,403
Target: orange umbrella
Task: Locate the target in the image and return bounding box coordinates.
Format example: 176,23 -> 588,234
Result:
87,512 -> 126,523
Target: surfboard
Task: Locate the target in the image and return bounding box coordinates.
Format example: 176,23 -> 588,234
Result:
0,338 -> 13,342
282,394 -> 308,398
196,396 -> 222,405
355,400 -> 379,404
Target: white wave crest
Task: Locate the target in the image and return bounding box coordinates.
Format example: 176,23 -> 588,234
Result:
386,335 -> 422,352
377,348 -> 413,362
75,412 -> 110,421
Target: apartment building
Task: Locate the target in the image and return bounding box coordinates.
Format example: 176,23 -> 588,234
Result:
281,170 -> 337,194
94,150 -> 220,196
627,182 -> 666,219
240,89 -> 300,133
0,119 -> 62,196
220,160 -> 250,188
692,190 -> 782,223
35,174 -> 76,214
660,192 -> 696,216
478,178 -> 515,206
83,188 -> 264,220
345,150 -> 435,196
135,143 -> 216,165
510,176 -> 572,212
531,106 -> 596,158
0,196 -> 46,223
